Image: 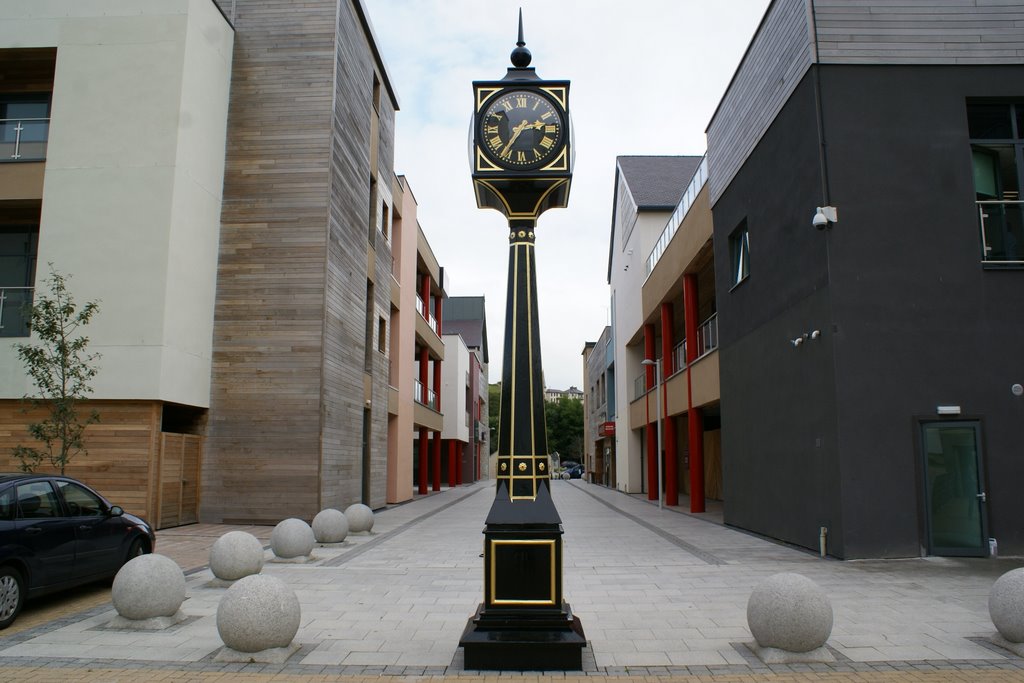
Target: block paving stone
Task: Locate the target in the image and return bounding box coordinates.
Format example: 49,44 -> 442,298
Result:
0,479 -> 1022,681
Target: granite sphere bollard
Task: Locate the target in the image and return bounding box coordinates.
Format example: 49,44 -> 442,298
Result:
312,508 -> 349,543
270,518 -> 315,559
112,553 -> 186,620
344,503 -> 374,533
990,567 -> 1024,643
216,574 -> 301,653
747,572 -> 833,653
210,530 -> 265,581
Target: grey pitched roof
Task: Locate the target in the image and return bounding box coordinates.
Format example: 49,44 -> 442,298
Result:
617,155 -> 703,209
442,296 -> 489,364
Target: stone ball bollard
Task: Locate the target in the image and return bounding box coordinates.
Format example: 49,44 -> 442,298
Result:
344,503 -> 374,533
312,508 -> 349,543
990,567 -> 1024,643
216,574 -> 300,653
112,553 -> 186,620
210,530 -> 265,581
747,572 -> 833,653
270,518 -> 315,559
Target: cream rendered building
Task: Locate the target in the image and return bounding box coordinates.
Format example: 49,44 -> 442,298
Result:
0,0 -> 232,522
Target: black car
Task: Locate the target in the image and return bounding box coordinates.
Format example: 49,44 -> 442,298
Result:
0,474 -> 155,629
559,463 -> 584,480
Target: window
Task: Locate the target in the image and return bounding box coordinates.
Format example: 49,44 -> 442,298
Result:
729,221 -> 750,288
16,481 -> 61,519
1,95 -> 51,161
377,315 -> 387,354
0,224 -> 38,337
0,487 -> 13,521
57,481 -> 104,517
968,101 -> 1023,266
380,200 -> 390,241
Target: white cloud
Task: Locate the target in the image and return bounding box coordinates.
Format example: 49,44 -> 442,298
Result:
365,0 -> 771,390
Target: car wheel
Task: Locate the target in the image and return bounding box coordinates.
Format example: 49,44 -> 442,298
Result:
125,538 -> 148,564
560,472 -> 570,480
0,566 -> 25,630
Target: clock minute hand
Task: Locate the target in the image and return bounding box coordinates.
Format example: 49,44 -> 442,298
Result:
500,120 -> 530,157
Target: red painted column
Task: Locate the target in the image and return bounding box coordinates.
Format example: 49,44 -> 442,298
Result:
448,440 -> 457,487
644,323 -> 657,501
456,443 -> 464,485
661,302 -> 679,507
418,428 -> 428,495
683,273 -> 705,513
431,431 -> 442,491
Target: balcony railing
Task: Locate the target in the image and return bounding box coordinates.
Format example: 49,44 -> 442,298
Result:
414,379 -> 438,410
0,287 -> 32,337
633,314 -> 720,400
646,156 -> 708,277
978,201 -> 1023,266
1,118 -> 49,161
415,296 -> 439,335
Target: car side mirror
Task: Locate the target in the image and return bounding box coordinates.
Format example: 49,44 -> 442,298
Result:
108,505 -> 124,517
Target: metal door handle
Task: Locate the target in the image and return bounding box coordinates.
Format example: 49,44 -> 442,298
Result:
977,492 -> 987,502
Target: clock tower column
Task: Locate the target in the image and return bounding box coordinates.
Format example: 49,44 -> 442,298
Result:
458,14 -> 586,671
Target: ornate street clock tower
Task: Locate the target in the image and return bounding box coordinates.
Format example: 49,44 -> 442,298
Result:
458,14 -> 586,671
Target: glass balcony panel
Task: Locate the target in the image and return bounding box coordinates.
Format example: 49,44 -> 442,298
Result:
0,287 -> 32,337
978,201 -> 1023,264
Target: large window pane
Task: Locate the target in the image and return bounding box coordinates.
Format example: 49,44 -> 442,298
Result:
971,144 -> 1018,200
729,222 -> 749,288
967,103 -> 1013,139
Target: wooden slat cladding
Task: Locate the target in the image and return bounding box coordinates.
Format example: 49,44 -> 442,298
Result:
205,0 -> 395,522
320,0 -> 396,511
813,0 -> 1024,65
157,433 -> 202,528
0,400 -> 160,522
707,0 -> 813,206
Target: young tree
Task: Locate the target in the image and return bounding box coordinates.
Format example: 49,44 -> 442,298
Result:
12,266 -> 101,474
546,397 -> 583,462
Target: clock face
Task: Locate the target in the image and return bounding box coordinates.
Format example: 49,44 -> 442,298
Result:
479,90 -> 565,170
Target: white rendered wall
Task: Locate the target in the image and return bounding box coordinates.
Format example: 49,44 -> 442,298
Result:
441,333 -> 470,443
609,206 -> 673,494
0,0 -> 233,406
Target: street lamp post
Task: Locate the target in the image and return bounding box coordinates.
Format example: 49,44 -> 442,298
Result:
641,358 -> 663,510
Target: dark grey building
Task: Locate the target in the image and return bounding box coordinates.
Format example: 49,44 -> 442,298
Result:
708,0 -> 1024,558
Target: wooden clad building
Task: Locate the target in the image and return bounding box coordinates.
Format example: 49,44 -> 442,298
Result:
202,0 -> 400,522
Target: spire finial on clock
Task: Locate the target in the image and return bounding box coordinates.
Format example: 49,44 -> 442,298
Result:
510,8 -> 532,68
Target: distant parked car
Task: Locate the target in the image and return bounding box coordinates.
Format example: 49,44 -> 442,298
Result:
0,474 -> 155,629
560,464 -> 584,480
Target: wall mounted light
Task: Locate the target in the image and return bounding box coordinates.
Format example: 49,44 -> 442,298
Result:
791,336 -> 804,347
1012,383 -> 1023,397
809,329 -> 821,340
936,405 -> 961,416
813,206 -> 838,230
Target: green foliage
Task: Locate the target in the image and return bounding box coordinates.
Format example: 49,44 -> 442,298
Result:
546,397 -> 583,462
488,383 -> 501,453
12,266 -> 101,475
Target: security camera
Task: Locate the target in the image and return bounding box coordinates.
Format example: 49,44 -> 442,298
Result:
813,206 -> 837,230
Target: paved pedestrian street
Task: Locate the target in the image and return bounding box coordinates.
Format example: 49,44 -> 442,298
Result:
1,480 -> 1022,681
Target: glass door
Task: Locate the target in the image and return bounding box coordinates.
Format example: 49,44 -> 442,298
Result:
921,421 -> 988,556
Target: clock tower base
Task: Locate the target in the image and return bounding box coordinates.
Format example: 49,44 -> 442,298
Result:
459,603 -> 587,671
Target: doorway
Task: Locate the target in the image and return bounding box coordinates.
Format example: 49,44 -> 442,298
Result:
920,421 -> 988,556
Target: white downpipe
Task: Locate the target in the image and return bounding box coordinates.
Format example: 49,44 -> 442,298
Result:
819,526 -> 828,558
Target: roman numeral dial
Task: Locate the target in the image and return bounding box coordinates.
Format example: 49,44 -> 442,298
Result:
479,90 -> 565,170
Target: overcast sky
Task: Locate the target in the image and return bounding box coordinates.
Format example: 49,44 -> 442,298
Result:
363,0 -> 771,391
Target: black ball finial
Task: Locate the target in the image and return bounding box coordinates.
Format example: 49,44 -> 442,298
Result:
510,8 -> 532,68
